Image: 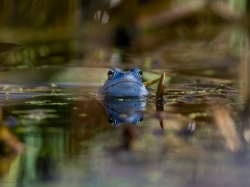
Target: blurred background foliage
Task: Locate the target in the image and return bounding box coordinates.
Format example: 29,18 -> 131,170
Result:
0,0 -> 248,69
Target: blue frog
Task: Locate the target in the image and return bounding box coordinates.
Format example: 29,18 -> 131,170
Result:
96,67 -> 149,98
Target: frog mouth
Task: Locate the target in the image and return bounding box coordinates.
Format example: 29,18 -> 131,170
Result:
103,81 -> 144,91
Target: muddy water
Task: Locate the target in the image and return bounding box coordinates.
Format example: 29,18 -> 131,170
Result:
0,75 -> 248,187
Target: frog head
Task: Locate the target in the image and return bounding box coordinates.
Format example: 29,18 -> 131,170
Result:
97,67 -> 149,98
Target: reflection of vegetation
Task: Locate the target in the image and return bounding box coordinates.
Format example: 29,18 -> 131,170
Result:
15,130 -> 66,184
0,97 -> 71,184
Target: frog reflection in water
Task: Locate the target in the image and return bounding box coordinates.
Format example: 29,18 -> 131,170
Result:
100,99 -> 145,126
97,67 -> 149,97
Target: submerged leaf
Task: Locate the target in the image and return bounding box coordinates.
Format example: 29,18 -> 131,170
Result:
0,42 -> 25,53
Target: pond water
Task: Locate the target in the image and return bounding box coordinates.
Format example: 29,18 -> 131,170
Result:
0,71 -> 249,187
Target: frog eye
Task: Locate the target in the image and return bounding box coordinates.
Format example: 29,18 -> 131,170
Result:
108,115 -> 117,126
136,117 -> 143,124
107,69 -> 116,80
130,68 -> 143,78
138,70 -> 143,77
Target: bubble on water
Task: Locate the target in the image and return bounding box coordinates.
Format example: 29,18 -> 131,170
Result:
94,10 -> 109,24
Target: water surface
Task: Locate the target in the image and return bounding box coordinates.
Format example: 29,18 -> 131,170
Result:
0,75 -> 248,187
